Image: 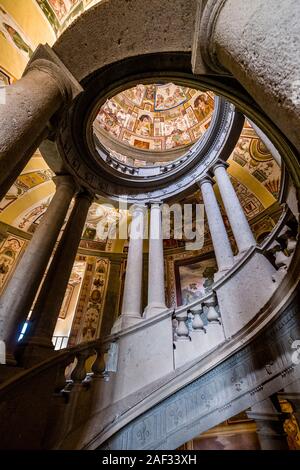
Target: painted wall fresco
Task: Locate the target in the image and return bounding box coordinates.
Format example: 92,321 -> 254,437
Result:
230,176 -> 264,219
0,68 -> 10,85
84,203 -> 125,244
229,121 -> 281,199
36,0 -> 100,34
58,259 -> 85,319
177,256 -> 217,306
68,257 -> 110,344
0,5 -> 34,58
0,169 -> 53,212
0,235 -> 26,292
15,197 -> 52,232
94,84 -> 214,155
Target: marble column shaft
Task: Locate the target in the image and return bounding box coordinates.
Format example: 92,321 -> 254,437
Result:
22,191 -> 92,351
213,162 -> 256,253
147,203 -> 166,312
199,176 -> 234,272
121,205 -> 145,318
0,62 -> 72,201
0,176 -> 76,355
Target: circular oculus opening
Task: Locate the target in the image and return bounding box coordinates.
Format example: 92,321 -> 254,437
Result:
92,82 -> 215,168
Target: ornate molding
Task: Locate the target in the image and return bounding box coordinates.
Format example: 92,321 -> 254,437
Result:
99,292 -> 300,450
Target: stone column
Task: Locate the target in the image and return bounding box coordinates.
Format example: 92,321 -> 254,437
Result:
196,0 -> 300,152
145,202 -> 166,317
111,205 -> 145,333
198,176 -> 234,275
0,175 -> 76,364
0,44 -> 82,201
212,161 -> 256,253
19,191 -> 92,365
247,398 -> 289,450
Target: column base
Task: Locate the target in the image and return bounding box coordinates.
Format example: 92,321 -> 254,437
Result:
143,303 -> 167,319
111,314 -> 142,334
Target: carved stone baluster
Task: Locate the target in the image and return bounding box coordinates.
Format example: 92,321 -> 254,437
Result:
176,314 -> 189,340
54,355 -> 75,394
92,345 -> 109,380
71,350 -> 91,384
189,307 -> 206,332
205,297 -> 221,324
189,306 -> 209,356
204,295 -> 224,349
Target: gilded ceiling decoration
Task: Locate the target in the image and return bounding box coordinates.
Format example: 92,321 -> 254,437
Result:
93,83 -> 214,163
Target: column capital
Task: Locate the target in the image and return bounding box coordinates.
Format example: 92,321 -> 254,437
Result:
130,203 -> 147,215
196,175 -> 214,187
75,190 -> 95,205
53,174 -> 77,192
211,159 -> 229,173
148,200 -> 163,208
23,44 -> 83,103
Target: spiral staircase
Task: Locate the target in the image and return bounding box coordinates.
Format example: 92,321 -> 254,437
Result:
0,0 -> 300,451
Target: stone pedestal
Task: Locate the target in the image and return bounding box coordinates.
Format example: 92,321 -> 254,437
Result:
0,176 -> 76,364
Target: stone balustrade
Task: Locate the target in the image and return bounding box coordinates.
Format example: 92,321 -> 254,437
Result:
173,293 -> 224,368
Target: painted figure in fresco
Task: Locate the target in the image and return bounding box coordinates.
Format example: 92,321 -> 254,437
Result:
3,24 -> 33,57
124,84 -> 145,106
48,0 -> 68,20
0,238 -> 21,290
81,307 -> 98,341
0,7 -> 34,58
194,93 -> 211,121
136,114 -> 152,137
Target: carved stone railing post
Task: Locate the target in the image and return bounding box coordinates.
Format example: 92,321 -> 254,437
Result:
205,296 -> 221,325
189,307 -> 206,333
204,294 -> 224,349
71,350 -> 91,384
92,345 -> 110,381
175,313 -> 189,340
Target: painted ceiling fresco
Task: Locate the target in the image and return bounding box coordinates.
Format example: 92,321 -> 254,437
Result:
93,84 -> 214,159
229,120 -> 281,199
0,5 -> 34,59
36,0 -> 99,35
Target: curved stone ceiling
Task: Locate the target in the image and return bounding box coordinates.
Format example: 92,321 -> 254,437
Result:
93,83 -> 214,166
